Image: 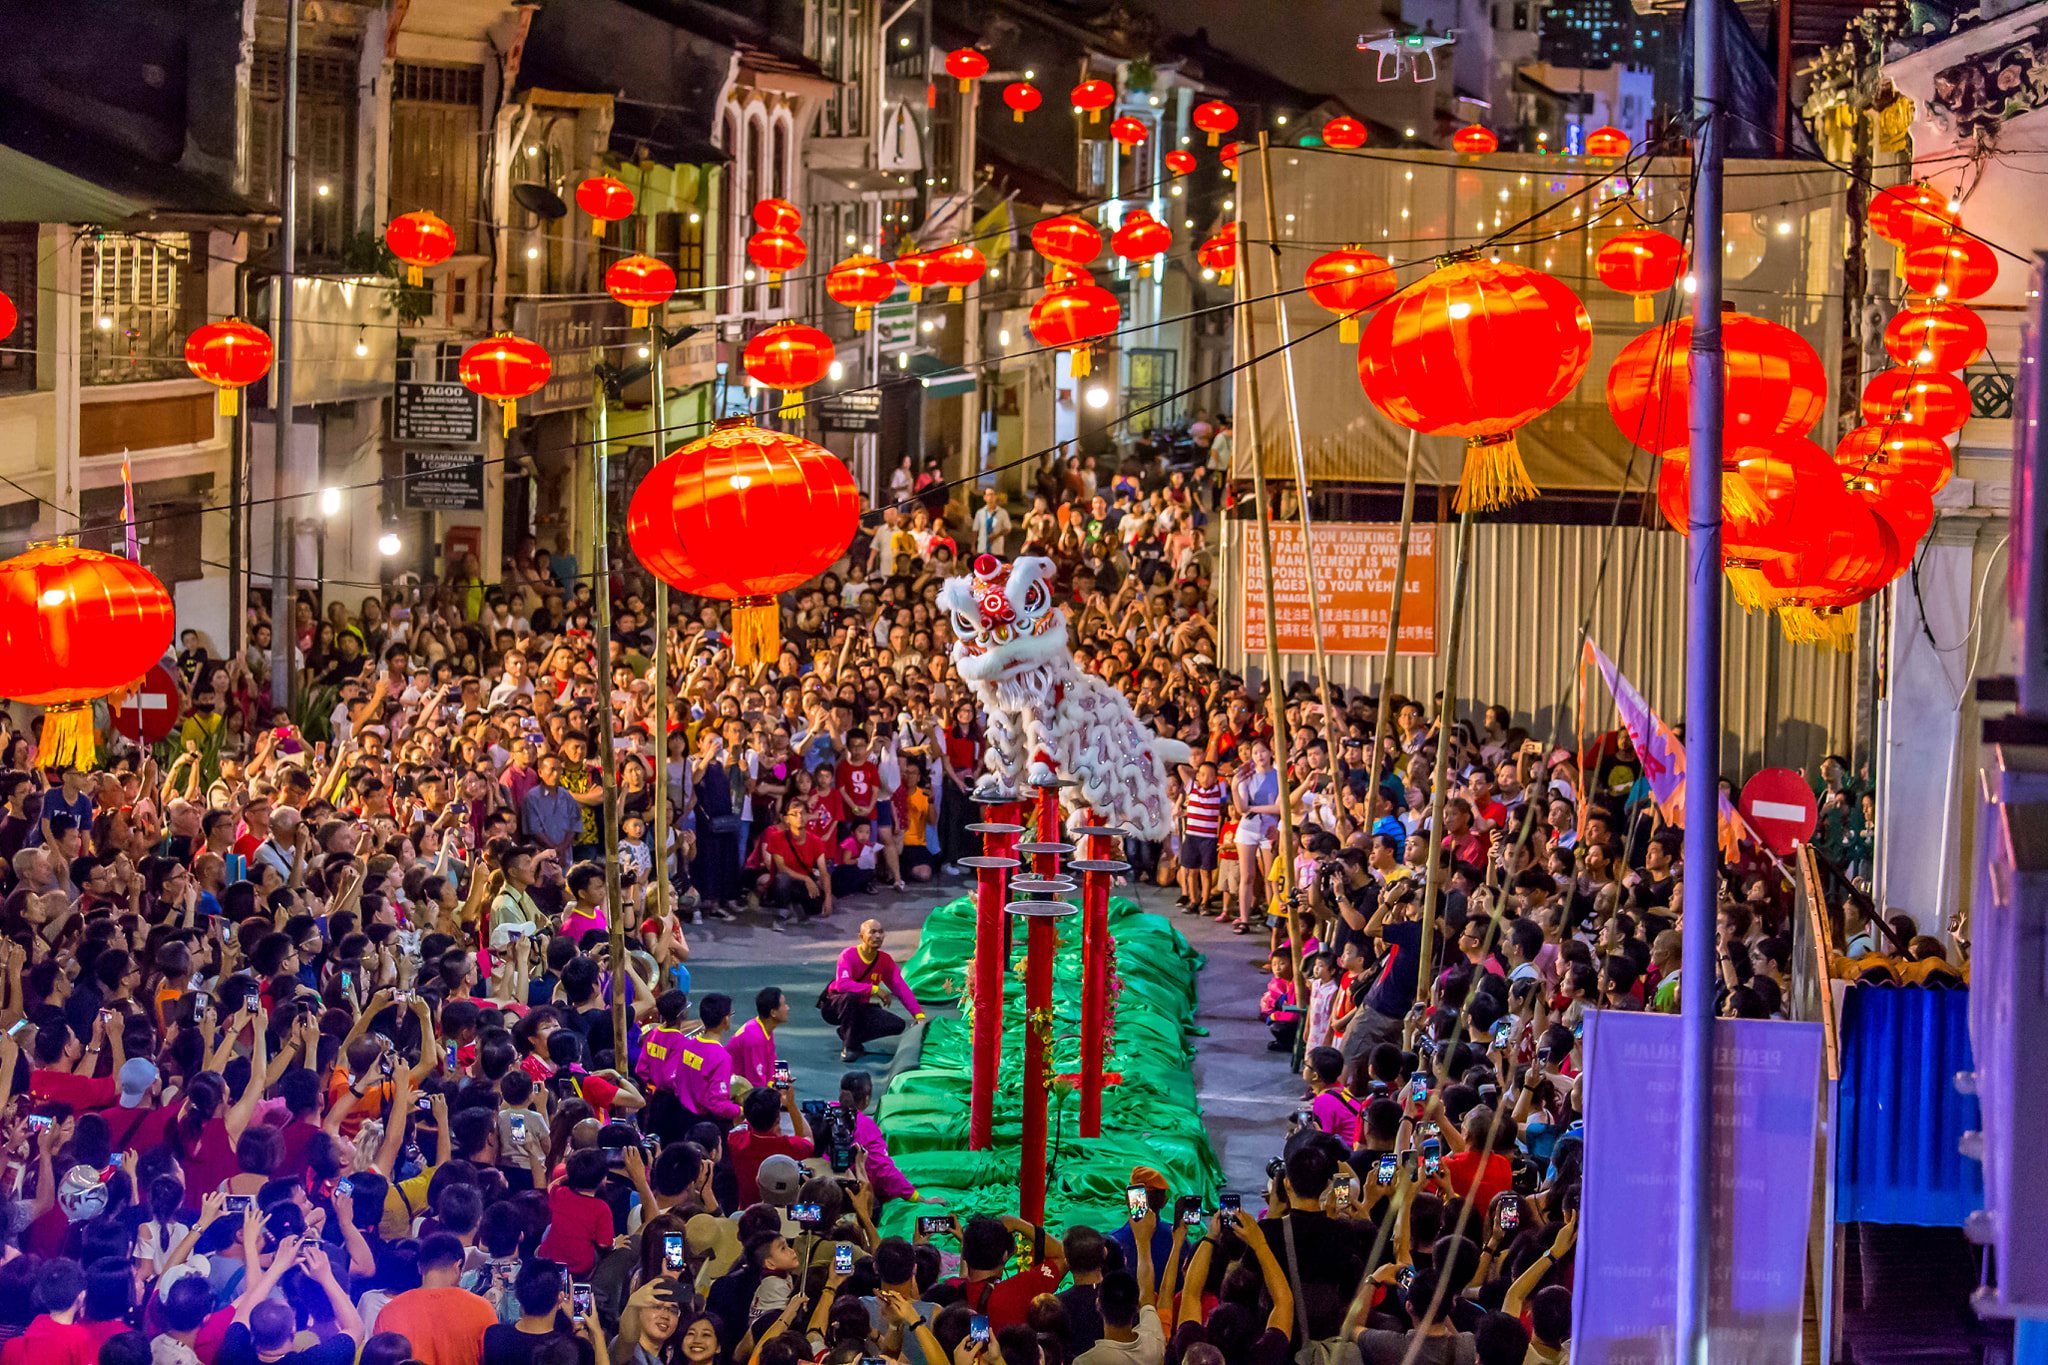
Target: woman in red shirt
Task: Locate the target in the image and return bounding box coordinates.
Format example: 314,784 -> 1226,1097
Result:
937,700 -> 983,864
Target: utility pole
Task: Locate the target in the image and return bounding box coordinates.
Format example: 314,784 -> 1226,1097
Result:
592,359 -> 628,1054
268,0 -> 300,710
957,81 -> 982,484
648,322 -> 672,921
1677,0 -> 1726,1356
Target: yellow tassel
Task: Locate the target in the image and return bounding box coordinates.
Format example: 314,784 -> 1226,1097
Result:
218,387 -> 239,417
778,390 -> 805,420
1723,564 -> 1777,610
957,77 -> 971,93
631,306 -> 650,327
768,270 -> 783,285
1014,109 -> 1024,123
1340,317 -> 1359,345
407,264 -> 423,287
856,306 -> 871,332
1634,294 -> 1653,323
1072,347 -> 1091,378
1207,131 -> 1219,146
909,285 -> 924,302
1720,470 -> 1768,532
949,286 -> 964,302
1452,432 -> 1539,512
1089,109 -> 1102,124
502,400 -> 516,435
1140,261 -> 1152,278
731,596 -> 779,668
593,221 -> 606,239
1817,606 -> 1858,651
36,701 -> 96,770
1220,267 -> 1234,285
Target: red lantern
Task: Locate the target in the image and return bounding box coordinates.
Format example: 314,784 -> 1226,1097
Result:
1047,263 -> 1096,288
1834,421 -> 1953,496
1109,116 -> 1148,155
1453,125 -> 1498,155
1322,116 -> 1367,149
1032,215 -> 1102,271
459,332 -> 552,434
1071,79 -> 1115,123
1029,281 -> 1120,377
384,210 -> 457,285
1861,367 -> 1971,437
1164,149 -> 1197,176
1883,301 -> 1986,371
1850,473 -> 1935,560
575,175 -> 635,237
1765,502 -> 1900,647
826,254 -> 897,330
1656,437 -> 1837,607
184,318 -> 274,417
1607,310 -> 1826,455
1003,82 -> 1041,122
604,254 -> 677,327
1305,246 -> 1395,345
1219,141 -> 1244,177
1584,126 -> 1631,157
0,289 -> 14,342
1198,232 -> 1237,285
627,418 -> 858,666
0,541 -> 176,767
752,198 -> 802,233
746,228 -> 807,285
1111,213 -> 1172,277
1594,229 -> 1688,323
1192,100 -> 1237,147
893,248 -> 946,302
743,322 -> 835,418
934,242 -> 987,301
1357,255 -> 1592,511
1901,234 -> 1998,301
944,48 -> 988,92
1868,184 -> 1953,247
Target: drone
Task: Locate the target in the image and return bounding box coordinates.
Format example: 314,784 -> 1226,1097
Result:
1356,25 -> 1458,82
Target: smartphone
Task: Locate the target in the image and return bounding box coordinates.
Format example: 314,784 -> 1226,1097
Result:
509,1114 -> 528,1142
24,1113 -> 50,1134
833,1244 -> 854,1274
1334,1182 -> 1353,1213
416,1096 -> 433,1112
5,1020 -> 28,1038
792,1201 -> 823,1229
1422,1139 -> 1442,1178
916,1214 -> 953,1237
379,1052 -> 394,1077
1376,1155 -> 1397,1187
774,1059 -> 792,1091
336,1177 -> 354,1197
663,1231 -> 686,1272
571,1283 -> 594,1318
1181,1206 -> 1205,1227
1491,1019 -> 1513,1050
969,1316 -> 990,1344
224,1195 -> 254,1213
1125,1185 -> 1149,1222
1498,1194 -> 1522,1232
1292,1108 -> 1317,1131
1217,1191 -> 1241,1214
341,973 -> 353,990
1409,1075 -> 1429,1107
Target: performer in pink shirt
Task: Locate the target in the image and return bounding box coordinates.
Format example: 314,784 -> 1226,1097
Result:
725,986 -> 789,1091
822,918 -> 926,1062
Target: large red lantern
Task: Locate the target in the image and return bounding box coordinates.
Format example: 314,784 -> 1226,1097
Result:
1861,367 -> 1971,437
384,210 -> 457,285
1198,232 -> 1237,285
459,332 -> 552,434
1868,184 -> 1953,248
184,319 -> 274,416
1834,421 -> 1953,496
1305,246 -> 1395,345
746,228 -> 807,285
1165,149 -> 1197,176
1003,82 -> 1041,122
753,198 -> 802,233
1109,116 -> 1148,155
0,290 -> 14,342
1766,503 -> 1900,649
893,248 -> 946,302
627,418 -> 858,666
1071,80 -> 1115,123
1029,281 -> 1120,377
1656,437 -> 1836,607
743,322 -> 835,418
1883,301 -> 1986,370
1192,100 -> 1238,147
1851,474 -> 1935,560
944,48 -> 988,92
604,254 -> 677,327
1606,309 -> 1826,455
1901,234 -> 1998,301
934,242 -> 987,301
1595,229 -> 1688,323
575,175 -> 635,237
1111,213 -> 1171,277
1220,141 -> 1245,177
1357,255 -> 1592,511
1322,116 -> 1367,149
1585,126 -> 1631,158
1032,215 -> 1102,271
826,254 -> 896,330
1453,125 -> 1499,155
0,541 -> 176,767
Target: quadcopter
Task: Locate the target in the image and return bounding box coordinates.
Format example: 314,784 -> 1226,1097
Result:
1356,25 -> 1458,82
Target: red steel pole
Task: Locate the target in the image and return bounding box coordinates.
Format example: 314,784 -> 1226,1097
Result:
1018,910 -> 1057,1223
964,797 -> 1023,1152
1072,819 -> 1128,1139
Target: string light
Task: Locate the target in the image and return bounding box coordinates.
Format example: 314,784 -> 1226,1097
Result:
319,487 -> 342,516
377,530 -> 402,556
354,330 -> 368,358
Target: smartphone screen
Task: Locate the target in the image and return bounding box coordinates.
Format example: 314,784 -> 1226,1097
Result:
916,1215 -> 952,1237
224,1195 -> 253,1213
833,1244 -> 854,1274
571,1283 -> 594,1318
509,1114 -> 527,1141
1217,1191 -> 1241,1214
663,1231 -> 686,1271
1181,1207 -> 1205,1227
1334,1183 -> 1353,1212
1125,1185 -> 1149,1221
969,1315 -> 990,1343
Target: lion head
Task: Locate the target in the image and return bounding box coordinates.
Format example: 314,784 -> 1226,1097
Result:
940,554 -> 1069,683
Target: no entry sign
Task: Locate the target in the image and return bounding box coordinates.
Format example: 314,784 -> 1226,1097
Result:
1739,767 -> 1818,855
111,663 -> 182,746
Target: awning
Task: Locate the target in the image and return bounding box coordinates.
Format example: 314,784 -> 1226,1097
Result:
901,352 -> 976,398
0,105 -> 271,228
808,166 -> 919,201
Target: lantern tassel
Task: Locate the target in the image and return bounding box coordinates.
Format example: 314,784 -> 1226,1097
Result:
908,285 -> 924,302
778,390 -> 806,421
855,305 -> 871,332
949,286 -> 965,302
1071,347 -> 1092,378
1220,267 -> 1234,286
958,77 -> 971,93
217,387 -> 239,418
1090,109 -> 1102,124
1720,470 -> 1768,532
1634,294 -> 1653,324
502,400 -> 516,436
1014,108 -> 1025,123
1206,131 -> 1219,146
731,596 -> 779,668
1339,317 -> 1359,345
36,701 -> 96,771
593,221 -> 607,239
1453,432 -> 1538,513
1140,261 -> 1152,278
407,264 -> 424,287
631,306 -> 650,328
1723,564 -> 1778,611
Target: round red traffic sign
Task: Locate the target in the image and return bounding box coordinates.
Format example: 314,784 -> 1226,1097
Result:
1739,767 -> 1818,855
111,662 -> 183,746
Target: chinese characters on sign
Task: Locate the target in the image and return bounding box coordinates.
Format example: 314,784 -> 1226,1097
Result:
1240,522 -> 1437,656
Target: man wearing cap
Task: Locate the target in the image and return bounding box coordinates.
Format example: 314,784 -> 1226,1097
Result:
685,1213 -> 743,1295
94,1057 -> 160,1149
1108,1166 -> 1176,1294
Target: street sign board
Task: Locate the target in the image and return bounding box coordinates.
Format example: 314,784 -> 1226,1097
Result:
814,389 -> 882,433
1739,767 -> 1818,855
111,663 -> 182,745
400,449 -> 487,512
392,380 -> 482,445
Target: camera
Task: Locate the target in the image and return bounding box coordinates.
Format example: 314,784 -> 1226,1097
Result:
1266,1157 -> 1287,1183
822,1103 -> 857,1173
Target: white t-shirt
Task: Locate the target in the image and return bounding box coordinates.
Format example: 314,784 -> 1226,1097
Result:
1075,1306 -> 1166,1365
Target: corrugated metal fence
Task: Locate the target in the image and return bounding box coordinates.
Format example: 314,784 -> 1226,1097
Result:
1219,517 -> 1857,778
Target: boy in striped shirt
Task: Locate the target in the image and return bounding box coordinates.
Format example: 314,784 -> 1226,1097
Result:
1178,760 -> 1225,913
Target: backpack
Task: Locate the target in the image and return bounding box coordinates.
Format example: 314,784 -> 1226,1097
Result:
1281,1218 -> 1364,1365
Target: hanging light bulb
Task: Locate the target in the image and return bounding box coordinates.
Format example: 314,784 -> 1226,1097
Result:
319,487 -> 343,517
1084,384 -> 1110,409
828,360 -> 845,381
354,330 -> 369,358
378,529 -> 402,556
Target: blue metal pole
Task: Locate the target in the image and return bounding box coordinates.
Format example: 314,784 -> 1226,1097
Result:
1677,0 -> 1725,1358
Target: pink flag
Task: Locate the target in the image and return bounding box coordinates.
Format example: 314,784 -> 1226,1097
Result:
120,450 -> 138,561
1581,639 -> 1743,857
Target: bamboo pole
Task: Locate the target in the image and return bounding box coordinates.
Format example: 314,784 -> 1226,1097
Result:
648,324 -> 671,923
1365,429 -> 1421,805
592,358 -> 629,1055
1413,508 -> 1475,1007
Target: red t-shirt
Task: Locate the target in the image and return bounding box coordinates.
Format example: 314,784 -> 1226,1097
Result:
534,1185 -> 616,1274
0,1316 -> 98,1365
836,760 -> 881,814
950,1262 -> 1063,1333
1441,1149 -> 1513,1215
804,796 -> 842,841
28,1069 -> 118,1110
727,1127 -> 816,1205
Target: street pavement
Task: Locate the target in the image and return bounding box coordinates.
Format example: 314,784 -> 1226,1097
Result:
674,877 -> 1296,1196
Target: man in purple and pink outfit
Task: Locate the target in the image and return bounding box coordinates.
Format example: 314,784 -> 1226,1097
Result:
823,918 -> 926,1062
